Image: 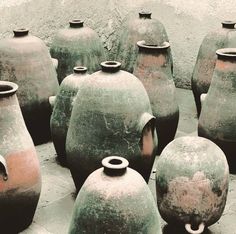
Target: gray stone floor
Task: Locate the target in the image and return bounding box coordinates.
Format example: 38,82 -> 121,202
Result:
21,88 -> 236,234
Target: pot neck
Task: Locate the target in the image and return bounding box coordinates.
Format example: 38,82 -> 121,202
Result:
13,28 -> 29,37
139,11 -> 152,19
69,19 -> 84,28
73,66 -> 88,75
101,61 -> 121,73
222,21 -> 236,29
216,48 -> 236,62
0,81 -> 18,98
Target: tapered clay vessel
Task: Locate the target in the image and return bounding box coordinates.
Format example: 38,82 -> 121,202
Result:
69,156 -> 162,234
192,21 -> 236,117
66,61 -> 157,191
134,41 -> 179,154
50,19 -> 106,83
0,81 -> 41,233
198,48 -> 236,173
0,28 -> 59,144
50,67 -> 90,165
156,136 -> 229,234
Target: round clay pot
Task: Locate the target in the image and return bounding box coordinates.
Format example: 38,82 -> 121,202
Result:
50,66 -> 90,165
192,21 -> 236,117
114,11 -> 173,73
198,48 -> 236,172
134,41 -> 179,154
66,61 -> 158,191
156,136 -> 229,234
50,19 -> 106,83
69,156 -> 162,234
0,81 -> 41,233
0,28 -> 59,144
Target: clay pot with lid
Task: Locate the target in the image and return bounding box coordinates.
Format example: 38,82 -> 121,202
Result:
134,41 -> 179,154
50,19 -> 106,84
198,48 -> 236,172
50,66 -> 90,165
192,21 -> 236,117
0,28 -> 59,144
69,156 -> 162,234
114,11 -> 173,73
0,81 -> 41,233
66,61 -> 158,191
156,136 -> 229,234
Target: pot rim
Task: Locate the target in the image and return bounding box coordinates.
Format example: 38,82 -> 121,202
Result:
0,81 -> 18,97
69,19 -> 84,28
216,48 -> 236,58
101,61 -> 121,73
139,11 -> 152,19
74,66 -> 87,74
137,40 -> 170,50
13,28 -> 29,37
221,20 -> 236,28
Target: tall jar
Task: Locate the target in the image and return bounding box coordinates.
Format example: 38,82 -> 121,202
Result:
134,41 -> 179,154
0,81 -> 41,233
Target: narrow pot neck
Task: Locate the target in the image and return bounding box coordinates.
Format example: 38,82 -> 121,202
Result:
13,29 -> 29,37
73,66 -> 88,75
222,21 -> 236,29
216,48 -> 236,62
101,61 -> 121,73
69,19 -> 84,28
139,11 -> 152,19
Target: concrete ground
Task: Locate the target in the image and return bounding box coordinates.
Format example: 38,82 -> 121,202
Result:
20,88 -> 236,234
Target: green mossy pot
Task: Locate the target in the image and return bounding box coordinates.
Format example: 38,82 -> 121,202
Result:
69,156 -> 162,234
134,41 -> 179,155
156,136 -> 229,234
50,19 -> 106,84
50,67 -> 90,166
66,61 -> 158,191
192,21 -> 236,117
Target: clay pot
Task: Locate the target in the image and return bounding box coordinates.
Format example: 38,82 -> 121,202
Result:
50,66 -> 90,165
156,136 -> 229,234
114,11 -> 173,73
66,61 -> 158,191
198,48 -> 236,172
0,81 -> 41,233
50,19 -> 106,84
134,41 -> 179,154
192,21 -> 236,117
0,28 -> 59,145
69,156 -> 162,234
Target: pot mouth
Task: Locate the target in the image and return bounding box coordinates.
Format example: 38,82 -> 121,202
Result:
222,20 -> 236,29
101,61 -> 121,73
216,48 -> 236,59
69,19 -> 84,28
137,40 -> 170,50
0,81 -> 18,97
13,28 -> 29,37
139,11 -> 152,19
73,66 -> 87,74
102,156 -> 129,176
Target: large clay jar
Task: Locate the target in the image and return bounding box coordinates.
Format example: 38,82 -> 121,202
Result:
66,61 -> 158,191
192,21 -> 236,117
0,28 -> 59,145
50,66 -> 90,165
156,136 -> 229,234
115,11 -> 173,73
0,81 -> 41,233
198,48 -> 236,173
69,156 -> 162,234
50,19 -> 106,84
134,41 -> 179,154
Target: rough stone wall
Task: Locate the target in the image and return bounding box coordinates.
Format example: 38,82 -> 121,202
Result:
1,0 -> 236,88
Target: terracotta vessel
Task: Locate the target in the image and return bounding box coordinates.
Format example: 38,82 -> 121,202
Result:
50,19 -> 106,83
66,61 -> 157,191
134,41 -> 179,154
192,21 -> 236,117
115,11 -> 173,73
0,81 -> 41,233
69,156 -> 162,234
156,136 -> 229,234
0,28 -> 59,145
198,48 -> 236,172
50,66 -> 90,165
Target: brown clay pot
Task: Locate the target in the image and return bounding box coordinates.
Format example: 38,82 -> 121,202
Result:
69,156 -> 162,234
134,41 -> 179,154
66,61 -> 158,191
0,81 -> 41,233
192,21 -> 236,117
198,48 -> 236,173
0,28 -> 59,145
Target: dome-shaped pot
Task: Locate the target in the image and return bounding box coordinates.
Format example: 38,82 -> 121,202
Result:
0,28 -> 59,144
114,11 -> 173,73
156,136 -> 229,234
66,61 -> 158,191
69,156 -> 162,234
198,48 -> 236,173
0,81 -> 41,233
50,19 -> 106,84
134,41 -> 179,154
50,66 -> 90,165
192,21 -> 236,117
